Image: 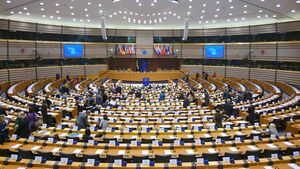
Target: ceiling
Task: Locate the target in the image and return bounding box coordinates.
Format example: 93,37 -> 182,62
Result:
0,0 -> 300,30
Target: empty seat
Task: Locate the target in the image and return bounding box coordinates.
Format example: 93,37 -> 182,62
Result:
37,150 -> 55,161
154,155 -> 171,163
179,154 -> 196,162
83,154 -> 101,162
60,152 -> 77,162
181,138 -> 195,143
19,148 -> 35,159
162,138 -> 175,143
263,149 -> 281,158
285,147 -> 300,156
224,152 -> 242,160
245,150 -> 261,159
0,148 -> 11,157
106,155 -> 123,163
202,153 -> 219,161
141,138 -> 154,144
132,155 -> 149,163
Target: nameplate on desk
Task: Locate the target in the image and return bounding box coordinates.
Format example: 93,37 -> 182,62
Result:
240,124 -> 246,128
293,151 -> 300,157
170,159 -> 177,165
226,125 -> 231,129
271,153 -> 278,159
142,150 -> 149,155
11,154 -> 18,160
152,140 -> 158,145
253,136 -> 260,140
57,125 -> 62,129
60,157 -> 68,164
209,125 -> 215,130
223,157 -> 230,162
87,159 -> 95,165
114,159 -> 122,165
174,140 -> 180,145
235,137 -> 241,142
65,116 -> 70,120
47,137 -> 54,143
197,158 -> 204,164
142,159 -> 150,166
90,126 -> 95,131
216,138 -> 222,143
186,149 -> 194,155
195,139 -> 201,144
11,134 -> 18,140
270,134 -> 276,139
131,140 -> 137,145
67,139 -> 74,144
42,124 -> 47,128
88,140 -> 94,145
72,126 -> 78,130
247,155 -> 255,161
287,132 -> 292,137
34,156 -> 42,163
254,122 -> 259,127
109,140 -> 116,145
28,136 -> 35,141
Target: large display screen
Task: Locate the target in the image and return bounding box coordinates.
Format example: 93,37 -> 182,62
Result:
63,44 -> 83,58
154,44 -> 173,56
205,45 -> 224,59
116,44 -> 136,55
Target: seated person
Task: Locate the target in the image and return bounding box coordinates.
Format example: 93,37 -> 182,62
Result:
82,128 -> 92,142
76,111 -> 90,129
99,115 -> 109,130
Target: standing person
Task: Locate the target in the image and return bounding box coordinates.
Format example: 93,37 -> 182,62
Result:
204,73 -> 209,80
41,101 -> 50,125
76,111 -> 90,129
45,96 -> 52,109
204,90 -> 210,106
213,109 -> 228,129
96,93 -> 103,105
0,115 -> 8,144
99,115 -> 109,130
27,107 -> 38,132
195,72 -> 200,81
15,112 -> 30,138
246,102 -> 256,125
0,107 -> 7,116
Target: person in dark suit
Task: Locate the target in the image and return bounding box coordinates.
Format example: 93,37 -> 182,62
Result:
204,90 -> 210,106
82,128 -> 92,143
246,103 -> 256,125
135,90 -> 142,98
15,112 -> 30,138
213,109 -> 228,129
183,97 -> 190,108
0,107 -> 7,116
44,95 -> 52,109
116,85 -> 122,94
41,101 -> 50,125
223,99 -> 234,116
30,99 -> 40,114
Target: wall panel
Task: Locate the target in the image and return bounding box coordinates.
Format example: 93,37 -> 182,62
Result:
189,29 -> 203,37
85,43 -> 107,58
204,28 -> 226,36
182,44 -> 203,58
0,69 -> 9,82
37,24 -> 61,34
9,40 -> 35,60
86,65 -> 107,75
226,43 -> 250,60
154,30 -> 173,37
116,30 -> 135,36
226,26 -> 249,35
278,21 -> 300,33
277,42 -> 300,62
85,28 -> 101,36
0,40 -> 7,60
62,65 -> 85,76
250,68 -> 275,82
0,19 -> 8,30
181,65 -> 203,74
204,66 -> 225,76
277,70 -> 300,85
62,26 -> 85,35
250,24 -> 276,34
37,66 -> 61,79
9,21 -> 36,32
37,41 -> 61,59
226,66 -> 249,79
9,68 -> 36,82
251,43 -> 276,61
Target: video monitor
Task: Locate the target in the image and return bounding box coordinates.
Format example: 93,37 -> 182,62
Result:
63,44 -> 83,58
205,45 -> 224,59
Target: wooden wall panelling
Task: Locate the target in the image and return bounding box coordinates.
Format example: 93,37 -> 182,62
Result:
61,65 -> 85,77
36,41 -> 61,59
277,42 -> 300,62
226,66 -> 250,79
250,68 -> 276,82
204,66 -> 225,77
9,68 -> 36,82
182,44 -> 203,58
276,70 -> 300,85
0,40 -> 7,60
85,43 -> 107,59
85,64 -> 107,75
8,40 -> 36,60
251,42 -> 276,61
37,66 -> 61,79
226,43 -> 250,60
